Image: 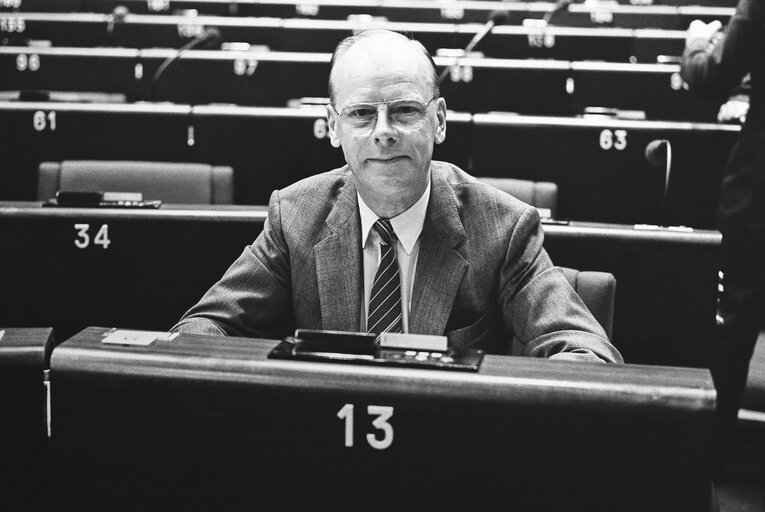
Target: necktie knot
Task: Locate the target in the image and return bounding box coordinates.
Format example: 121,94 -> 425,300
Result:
373,219 -> 396,246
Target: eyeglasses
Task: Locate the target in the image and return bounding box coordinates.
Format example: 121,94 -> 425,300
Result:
331,96 -> 437,136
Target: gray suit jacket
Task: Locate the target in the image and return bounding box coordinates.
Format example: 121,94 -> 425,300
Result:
173,162 -> 622,363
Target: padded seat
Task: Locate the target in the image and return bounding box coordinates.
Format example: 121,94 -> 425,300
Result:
477,177 -> 558,218
38,160 -> 234,204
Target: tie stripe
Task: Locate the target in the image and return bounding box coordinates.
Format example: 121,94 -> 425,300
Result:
367,219 -> 403,334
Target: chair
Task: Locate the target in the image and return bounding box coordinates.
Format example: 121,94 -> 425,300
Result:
37,160 -> 234,204
477,177 -> 558,218
511,266 -> 617,356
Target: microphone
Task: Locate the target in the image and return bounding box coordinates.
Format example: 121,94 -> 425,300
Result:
644,139 -> 668,167
438,10 -> 511,85
148,27 -> 222,102
106,5 -> 129,35
645,139 -> 672,225
543,0 -> 572,25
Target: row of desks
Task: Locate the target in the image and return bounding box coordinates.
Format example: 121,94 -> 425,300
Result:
1,325 -> 716,511
0,101 -> 738,228
0,12 -> 729,64
2,0 -> 737,27
1,46 -> 723,121
0,201 -> 721,369
1,13 -> 697,60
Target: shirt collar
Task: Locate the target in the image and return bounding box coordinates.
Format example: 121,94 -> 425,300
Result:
358,180 -> 431,255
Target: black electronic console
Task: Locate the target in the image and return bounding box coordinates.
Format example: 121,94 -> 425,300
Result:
44,191 -> 162,208
268,329 -> 484,371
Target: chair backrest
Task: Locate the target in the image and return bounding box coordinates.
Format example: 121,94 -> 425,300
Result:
37,160 -> 234,204
477,177 -> 558,218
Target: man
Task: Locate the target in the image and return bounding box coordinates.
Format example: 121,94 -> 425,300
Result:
173,30 -> 622,364
681,1 -> 765,468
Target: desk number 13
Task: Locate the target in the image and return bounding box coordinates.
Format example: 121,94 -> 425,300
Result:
337,403 -> 394,450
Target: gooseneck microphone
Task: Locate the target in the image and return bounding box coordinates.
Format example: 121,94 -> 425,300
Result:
437,10 -> 511,85
543,0 -> 572,25
148,27 -> 222,102
106,5 -> 129,35
645,139 -> 673,225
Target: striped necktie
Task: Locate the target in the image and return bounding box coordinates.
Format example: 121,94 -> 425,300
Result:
367,219 -> 403,334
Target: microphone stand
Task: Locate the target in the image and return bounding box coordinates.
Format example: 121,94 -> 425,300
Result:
148,29 -> 221,102
438,12 -> 510,85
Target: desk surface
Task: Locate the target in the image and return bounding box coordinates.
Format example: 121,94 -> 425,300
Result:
50,326 -> 715,512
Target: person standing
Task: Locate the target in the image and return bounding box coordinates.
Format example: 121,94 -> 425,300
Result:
681,0 -> 765,470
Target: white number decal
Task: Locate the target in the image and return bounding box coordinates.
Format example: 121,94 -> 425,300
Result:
313,118 -> 328,139
74,224 -> 110,249
527,31 -> 555,48
599,129 -> 627,151
440,7 -> 464,20
366,405 -> 394,450
295,3 -> 319,16
449,65 -> 473,83
337,403 -> 394,450
0,16 -> 25,33
613,129 -> 627,150
337,403 -> 354,447
233,58 -> 258,76
16,53 -> 39,71
33,110 -> 56,132
178,22 -> 204,39
74,223 -> 90,249
147,0 -> 169,12
93,224 -> 111,249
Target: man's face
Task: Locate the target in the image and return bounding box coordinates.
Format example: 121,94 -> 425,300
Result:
327,34 -> 447,217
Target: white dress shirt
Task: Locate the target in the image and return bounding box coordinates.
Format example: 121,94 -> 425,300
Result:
358,181 -> 431,332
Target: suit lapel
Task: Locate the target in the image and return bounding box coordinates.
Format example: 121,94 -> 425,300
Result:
410,166 -> 468,335
314,174 -> 362,331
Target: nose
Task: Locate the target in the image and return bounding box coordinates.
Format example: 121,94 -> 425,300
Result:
371,105 -> 398,146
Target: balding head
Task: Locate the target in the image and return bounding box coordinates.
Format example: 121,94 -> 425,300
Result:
324,29 -> 447,218
328,30 -> 439,106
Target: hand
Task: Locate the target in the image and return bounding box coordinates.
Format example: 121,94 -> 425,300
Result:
717,99 -> 749,124
685,19 -> 723,47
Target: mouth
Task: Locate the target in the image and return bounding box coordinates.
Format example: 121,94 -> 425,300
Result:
367,156 -> 407,164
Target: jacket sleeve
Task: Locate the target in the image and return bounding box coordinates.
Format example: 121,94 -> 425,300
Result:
171,189 -> 293,338
681,0 -> 762,101
499,207 -> 624,364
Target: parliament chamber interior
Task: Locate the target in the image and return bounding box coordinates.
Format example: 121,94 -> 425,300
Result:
1,0 -> 764,510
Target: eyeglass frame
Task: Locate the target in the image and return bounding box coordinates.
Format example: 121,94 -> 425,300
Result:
329,95 -> 439,135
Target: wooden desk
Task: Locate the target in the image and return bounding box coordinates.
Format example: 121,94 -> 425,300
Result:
473,113 -> 739,228
50,326 -> 715,512
0,326 -> 54,512
0,203 -> 721,369
8,1 -> 737,28
3,46 -> 709,116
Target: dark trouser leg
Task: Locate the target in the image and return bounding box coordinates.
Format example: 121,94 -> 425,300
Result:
712,228 -> 765,469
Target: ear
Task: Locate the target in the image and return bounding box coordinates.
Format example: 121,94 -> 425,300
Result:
327,104 -> 342,148
434,97 -> 447,145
